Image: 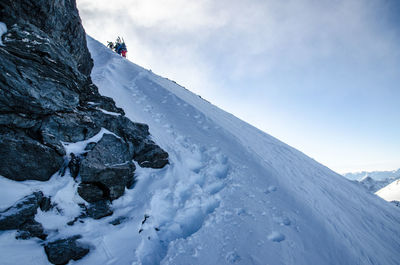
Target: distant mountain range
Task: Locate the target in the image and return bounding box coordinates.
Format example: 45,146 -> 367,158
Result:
343,168 -> 400,182
344,169 -> 400,202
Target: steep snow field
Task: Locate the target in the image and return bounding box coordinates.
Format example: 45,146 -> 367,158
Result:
1,37 -> 400,265
85,37 -> 400,265
376,179 -> 400,202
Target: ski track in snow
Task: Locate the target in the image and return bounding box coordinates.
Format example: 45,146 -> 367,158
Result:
1,36 -> 400,265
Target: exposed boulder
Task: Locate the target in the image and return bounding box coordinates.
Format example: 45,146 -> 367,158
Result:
39,196 -> 53,212
16,220 -> 47,240
0,191 -> 47,239
85,200 -> 113,220
0,129 -> 64,181
77,183 -> 105,203
134,142 -> 169,168
86,110 -> 169,168
79,134 -> 135,201
44,235 -> 90,265
0,191 -> 43,230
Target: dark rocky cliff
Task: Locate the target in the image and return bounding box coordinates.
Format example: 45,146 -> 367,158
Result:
0,0 -> 168,263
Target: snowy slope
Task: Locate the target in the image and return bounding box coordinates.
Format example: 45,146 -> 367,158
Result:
84,37 -> 400,265
1,36 -> 400,265
376,179 -> 400,202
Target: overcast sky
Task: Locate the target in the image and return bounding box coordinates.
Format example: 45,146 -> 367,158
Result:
76,0 -> 400,174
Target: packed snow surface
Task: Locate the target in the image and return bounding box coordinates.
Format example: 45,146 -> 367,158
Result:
0,22 -> 7,46
376,179 -> 400,202
1,36 -> 400,265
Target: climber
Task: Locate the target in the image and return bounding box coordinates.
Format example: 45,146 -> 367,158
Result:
115,42 -> 122,55
106,41 -> 114,50
114,36 -> 122,55
120,42 -> 127,58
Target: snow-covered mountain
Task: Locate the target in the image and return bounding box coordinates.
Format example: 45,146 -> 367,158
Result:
1,1 -> 400,264
344,168 -> 400,181
376,179 -> 400,203
359,175 -> 399,193
343,169 -> 400,193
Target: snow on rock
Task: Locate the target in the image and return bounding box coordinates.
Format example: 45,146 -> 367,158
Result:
84,36 -> 400,265
61,128 -> 118,157
0,22 -> 6,46
376,179 -> 400,202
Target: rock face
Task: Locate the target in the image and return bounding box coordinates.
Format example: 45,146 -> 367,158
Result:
79,134 -> 135,201
0,0 -> 168,189
0,0 -> 169,263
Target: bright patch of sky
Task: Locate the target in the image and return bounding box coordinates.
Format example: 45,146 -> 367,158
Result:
76,0 -> 400,174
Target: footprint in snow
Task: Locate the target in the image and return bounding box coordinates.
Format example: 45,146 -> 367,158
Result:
273,215 -> 291,226
226,251 -> 241,263
264,185 -> 277,194
144,105 -> 152,112
268,231 -> 285,242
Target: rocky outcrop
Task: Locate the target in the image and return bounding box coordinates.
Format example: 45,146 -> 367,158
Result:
79,134 -> 135,201
0,0 -> 93,77
44,235 -> 90,265
0,0 -> 169,263
0,0 -> 168,187
0,191 -> 48,239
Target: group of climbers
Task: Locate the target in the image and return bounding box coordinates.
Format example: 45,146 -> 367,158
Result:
107,36 -> 127,58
